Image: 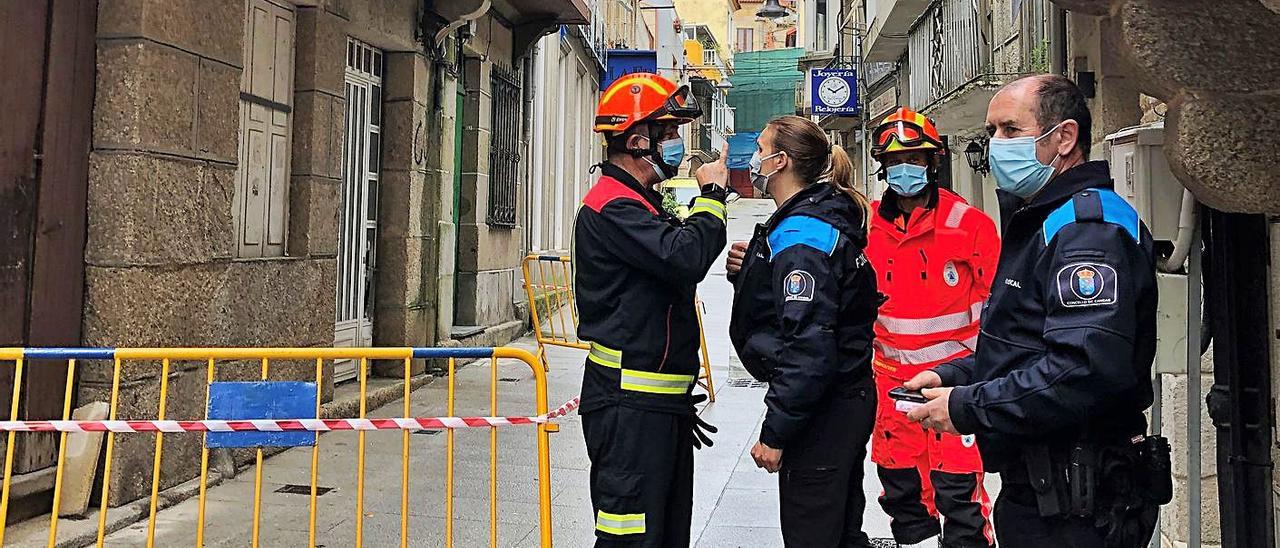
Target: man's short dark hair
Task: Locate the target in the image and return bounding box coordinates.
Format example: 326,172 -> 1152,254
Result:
1032,75 -> 1092,159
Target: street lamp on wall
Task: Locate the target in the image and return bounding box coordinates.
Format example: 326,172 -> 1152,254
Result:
965,138 -> 989,175
757,0 -> 789,19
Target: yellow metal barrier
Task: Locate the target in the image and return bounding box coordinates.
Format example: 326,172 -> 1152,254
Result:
521,254 -> 589,371
520,254 -> 716,401
0,346 -> 556,548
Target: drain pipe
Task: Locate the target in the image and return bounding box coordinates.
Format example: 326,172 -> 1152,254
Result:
1159,189 -> 1199,273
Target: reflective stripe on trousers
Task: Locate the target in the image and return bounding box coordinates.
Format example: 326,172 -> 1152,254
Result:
588,342 -> 695,395
596,510 -> 646,535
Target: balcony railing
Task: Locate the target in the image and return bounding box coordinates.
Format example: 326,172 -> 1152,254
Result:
907,0 -> 983,109
576,1 -> 609,68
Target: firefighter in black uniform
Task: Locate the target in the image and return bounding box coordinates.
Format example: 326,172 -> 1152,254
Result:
726,115 -> 879,547
905,75 -> 1172,547
574,72 -> 728,547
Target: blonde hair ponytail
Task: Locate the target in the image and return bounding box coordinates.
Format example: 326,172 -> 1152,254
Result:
825,144 -> 870,228
765,115 -> 871,229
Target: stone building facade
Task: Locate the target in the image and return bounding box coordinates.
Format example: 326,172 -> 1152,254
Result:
1,0 -> 587,509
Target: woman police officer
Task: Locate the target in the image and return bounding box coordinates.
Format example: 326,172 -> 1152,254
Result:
726,115 -> 880,547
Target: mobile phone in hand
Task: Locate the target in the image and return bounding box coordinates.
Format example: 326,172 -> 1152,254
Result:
889,387 -> 928,413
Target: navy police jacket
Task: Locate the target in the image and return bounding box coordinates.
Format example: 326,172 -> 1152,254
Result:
574,163 -> 728,415
935,161 -> 1158,473
729,183 -> 879,449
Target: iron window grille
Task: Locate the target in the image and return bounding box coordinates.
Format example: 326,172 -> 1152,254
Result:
488,64 -> 522,227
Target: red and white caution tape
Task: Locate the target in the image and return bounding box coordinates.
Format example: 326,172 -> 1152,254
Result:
0,397 -> 582,434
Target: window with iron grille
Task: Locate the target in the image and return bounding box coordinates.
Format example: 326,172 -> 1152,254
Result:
488,65 -> 521,227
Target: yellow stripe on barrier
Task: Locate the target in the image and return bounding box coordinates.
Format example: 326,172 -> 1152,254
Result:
145,358 -> 171,548
0,346 -> 557,548
96,356 -> 123,548
47,358 -> 76,547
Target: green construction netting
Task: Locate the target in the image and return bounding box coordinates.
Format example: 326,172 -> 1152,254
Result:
728,48 -> 805,133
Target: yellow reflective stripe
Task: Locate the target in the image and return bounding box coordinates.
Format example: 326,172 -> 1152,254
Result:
620,369 -> 696,395
588,343 -> 622,368
690,197 -> 726,222
596,511 -> 646,535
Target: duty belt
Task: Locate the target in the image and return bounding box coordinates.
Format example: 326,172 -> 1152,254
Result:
588,342 -> 695,396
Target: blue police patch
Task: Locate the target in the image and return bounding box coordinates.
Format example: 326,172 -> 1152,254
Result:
1056,263 -> 1118,308
784,270 -> 816,302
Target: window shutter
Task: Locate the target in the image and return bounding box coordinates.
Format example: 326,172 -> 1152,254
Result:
234,0 -> 294,258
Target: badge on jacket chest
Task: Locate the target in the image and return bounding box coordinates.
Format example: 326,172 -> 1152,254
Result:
1057,263 -> 1117,307
943,261 -> 960,287
784,270 -> 816,302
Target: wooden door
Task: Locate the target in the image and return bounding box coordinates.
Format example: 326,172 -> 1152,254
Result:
0,0 -> 96,473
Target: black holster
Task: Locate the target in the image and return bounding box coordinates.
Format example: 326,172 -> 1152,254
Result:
1068,444 -> 1098,517
1023,435 -> 1172,519
1024,444 -> 1070,518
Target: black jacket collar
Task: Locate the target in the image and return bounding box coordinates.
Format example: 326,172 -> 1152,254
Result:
770,183 -> 834,226
768,182 -> 866,237
1000,160 -> 1114,223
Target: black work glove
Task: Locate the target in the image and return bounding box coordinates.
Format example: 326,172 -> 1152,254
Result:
689,393 -> 718,450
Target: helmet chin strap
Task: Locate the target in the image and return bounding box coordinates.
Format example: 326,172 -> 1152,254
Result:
645,157 -> 669,183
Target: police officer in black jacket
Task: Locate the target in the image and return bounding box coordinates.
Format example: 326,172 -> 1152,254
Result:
905,75 -> 1171,547
726,116 -> 879,548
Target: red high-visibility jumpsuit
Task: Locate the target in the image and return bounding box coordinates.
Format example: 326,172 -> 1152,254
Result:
865,188 -> 1000,547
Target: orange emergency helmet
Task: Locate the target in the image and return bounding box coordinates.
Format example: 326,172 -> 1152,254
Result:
870,107 -> 945,158
594,73 -> 702,134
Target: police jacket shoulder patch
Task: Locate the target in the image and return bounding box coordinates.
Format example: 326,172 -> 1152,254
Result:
1057,262 -> 1118,307
767,215 -> 839,260
1042,188 -> 1139,245
782,269 -> 816,302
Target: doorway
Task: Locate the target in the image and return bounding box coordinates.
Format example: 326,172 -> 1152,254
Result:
334,38 -> 384,382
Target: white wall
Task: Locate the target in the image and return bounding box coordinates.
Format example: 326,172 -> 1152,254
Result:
528,30 -> 601,253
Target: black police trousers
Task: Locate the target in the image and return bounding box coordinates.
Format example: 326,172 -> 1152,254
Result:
582,403 -> 694,547
778,378 -> 876,548
994,483 -> 1157,548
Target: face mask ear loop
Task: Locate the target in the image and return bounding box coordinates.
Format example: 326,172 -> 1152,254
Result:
761,151 -> 784,179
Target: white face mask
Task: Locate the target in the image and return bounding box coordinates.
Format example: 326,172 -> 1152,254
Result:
749,150 -> 783,194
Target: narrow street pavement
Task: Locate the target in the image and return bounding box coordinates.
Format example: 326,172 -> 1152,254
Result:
86,198 -> 993,547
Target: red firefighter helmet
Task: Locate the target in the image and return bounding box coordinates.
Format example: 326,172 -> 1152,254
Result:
870,107 -> 946,158
594,73 -> 702,134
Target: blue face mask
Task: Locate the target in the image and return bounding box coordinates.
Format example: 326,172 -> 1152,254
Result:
658,138 -> 685,168
885,163 -> 929,197
988,122 -> 1064,198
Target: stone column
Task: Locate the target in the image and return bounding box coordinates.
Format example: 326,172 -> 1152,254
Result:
374,51 -> 438,376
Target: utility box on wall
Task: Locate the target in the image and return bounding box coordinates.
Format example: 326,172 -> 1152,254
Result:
1104,122 -> 1194,377
1103,122 -> 1183,242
